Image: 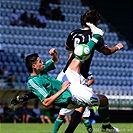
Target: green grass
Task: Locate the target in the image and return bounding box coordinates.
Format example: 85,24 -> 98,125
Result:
0,123 -> 133,133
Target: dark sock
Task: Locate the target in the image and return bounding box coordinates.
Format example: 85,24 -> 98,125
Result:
20,92 -> 38,102
93,34 -> 102,40
24,92 -> 38,99
65,110 -> 82,133
86,34 -> 102,52
98,105 -> 110,124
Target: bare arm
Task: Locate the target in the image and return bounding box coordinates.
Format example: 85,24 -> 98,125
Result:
101,43 -> 123,55
65,45 -> 73,51
42,81 -> 70,107
67,52 -> 73,60
87,77 -> 94,86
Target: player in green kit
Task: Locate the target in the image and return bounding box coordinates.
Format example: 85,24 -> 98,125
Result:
27,56 -> 72,108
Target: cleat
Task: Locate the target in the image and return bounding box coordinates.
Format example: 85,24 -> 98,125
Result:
10,95 -> 28,106
10,96 -> 20,106
87,124 -> 93,133
101,125 -> 119,133
86,22 -> 104,36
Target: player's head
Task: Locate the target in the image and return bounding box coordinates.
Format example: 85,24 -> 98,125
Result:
25,53 -> 44,73
80,9 -> 100,27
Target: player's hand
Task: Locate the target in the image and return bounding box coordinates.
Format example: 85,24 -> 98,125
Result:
49,48 -> 60,64
49,48 -> 57,55
61,81 -> 71,91
116,43 -> 124,50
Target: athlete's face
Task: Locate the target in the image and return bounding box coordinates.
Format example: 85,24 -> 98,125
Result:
33,57 -> 44,73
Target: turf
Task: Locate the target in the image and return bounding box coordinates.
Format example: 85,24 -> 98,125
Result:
0,123 -> 133,133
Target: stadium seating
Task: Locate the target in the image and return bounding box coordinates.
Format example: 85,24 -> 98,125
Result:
0,0 -> 132,109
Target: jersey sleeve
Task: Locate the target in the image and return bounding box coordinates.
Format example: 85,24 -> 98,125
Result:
65,32 -> 74,50
88,71 -> 93,80
95,38 -> 105,52
41,59 -> 56,74
28,79 -> 48,102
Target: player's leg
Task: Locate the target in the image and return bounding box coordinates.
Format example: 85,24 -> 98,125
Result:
86,22 -> 104,52
52,108 -> 74,133
77,90 -> 119,133
65,107 -> 85,133
53,114 -> 65,133
82,107 -> 93,133
70,89 -> 119,133
10,92 -> 37,105
68,84 -> 119,133
64,84 -> 95,133
97,94 -> 119,133
44,116 -> 52,123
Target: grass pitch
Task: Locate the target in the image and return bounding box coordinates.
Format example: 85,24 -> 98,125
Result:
0,123 -> 133,133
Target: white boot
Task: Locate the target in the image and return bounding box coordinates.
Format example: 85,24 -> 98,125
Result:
86,22 -> 104,36
101,125 -> 120,133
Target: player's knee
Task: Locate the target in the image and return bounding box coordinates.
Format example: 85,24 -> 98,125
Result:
97,94 -> 108,106
58,114 -> 65,119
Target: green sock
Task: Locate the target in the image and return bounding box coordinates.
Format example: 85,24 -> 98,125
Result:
98,105 -> 110,124
52,118 -> 64,133
87,34 -> 102,52
93,34 -> 102,40
83,119 -> 93,132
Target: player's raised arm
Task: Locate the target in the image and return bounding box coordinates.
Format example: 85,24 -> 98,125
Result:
49,48 -> 60,64
101,42 -> 124,55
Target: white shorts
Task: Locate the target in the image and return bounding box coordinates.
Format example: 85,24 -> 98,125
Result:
59,108 -> 74,116
65,68 -> 99,107
57,70 -> 91,117
82,107 -> 91,117
57,69 -> 91,87
56,70 -> 66,81
57,69 -> 98,117
59,107 -> 90,118
67,83 -> 99,108
65,68 -> 86,84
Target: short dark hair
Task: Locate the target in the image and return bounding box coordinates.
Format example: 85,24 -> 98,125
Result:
80,9 -> 100,27
25,53 -> 39,73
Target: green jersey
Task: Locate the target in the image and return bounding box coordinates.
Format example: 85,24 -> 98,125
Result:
27,59 -> 72,108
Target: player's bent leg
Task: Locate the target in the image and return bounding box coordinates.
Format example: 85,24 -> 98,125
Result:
82,107 -> 93,133
52,116 -> 64,133
97,94 -> 109,123
83,118 -> 93,133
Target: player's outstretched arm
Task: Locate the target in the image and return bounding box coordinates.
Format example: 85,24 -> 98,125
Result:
42,81 -> 70,107
101,43 -> 124,55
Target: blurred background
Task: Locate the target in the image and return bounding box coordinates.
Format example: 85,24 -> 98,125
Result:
0,0 -> 132,124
